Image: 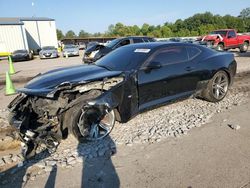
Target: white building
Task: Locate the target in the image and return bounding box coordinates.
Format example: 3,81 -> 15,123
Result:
0,17 -> 58,55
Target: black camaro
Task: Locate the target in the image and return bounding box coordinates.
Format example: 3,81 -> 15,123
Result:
8,42 -> 236,157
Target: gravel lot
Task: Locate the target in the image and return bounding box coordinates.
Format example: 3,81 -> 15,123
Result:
0,50 -> 249,187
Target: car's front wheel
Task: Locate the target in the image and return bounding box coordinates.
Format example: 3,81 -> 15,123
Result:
63,91 -> 115,142
202,71 -> 229,102
216,43 -> 224,51
240,42 -> 249,53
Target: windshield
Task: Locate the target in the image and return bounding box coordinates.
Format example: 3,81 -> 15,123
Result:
105,38 -> 122,48
209,30 -> 227,36
64,45 -> 76,49
13,50 -> 27,53
86,42 -> 98,49
95,45 -> 150,71
42,46 -> 55,50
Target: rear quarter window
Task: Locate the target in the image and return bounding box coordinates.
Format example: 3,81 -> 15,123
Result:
186,46 -> 201,60
133,38 -> 144,43
149,46 -> 188,66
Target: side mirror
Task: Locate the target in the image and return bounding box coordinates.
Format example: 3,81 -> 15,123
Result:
228,35 -> 232,39
147,61 -> 162,69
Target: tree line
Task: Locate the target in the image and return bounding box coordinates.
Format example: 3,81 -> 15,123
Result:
57,8 -> 250,40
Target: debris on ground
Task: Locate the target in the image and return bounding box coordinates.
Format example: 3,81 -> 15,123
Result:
228,124 -> 241,130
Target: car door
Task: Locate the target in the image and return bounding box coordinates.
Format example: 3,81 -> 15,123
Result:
226,30 -> 238,47
137,46 -> 200,110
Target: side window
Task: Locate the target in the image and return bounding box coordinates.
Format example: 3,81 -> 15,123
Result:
116,39 -> 130,48
228,31 -> 236,38
147,38 -> 155,42
149,47 -> 188,66
186,47 -> 201,60
133,38 -> 144,43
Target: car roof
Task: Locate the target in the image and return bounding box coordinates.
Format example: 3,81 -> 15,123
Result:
122,42 -> 202,50
119,36 -> 154,40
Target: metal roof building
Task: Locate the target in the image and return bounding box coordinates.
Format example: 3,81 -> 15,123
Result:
0,17 -> 58,55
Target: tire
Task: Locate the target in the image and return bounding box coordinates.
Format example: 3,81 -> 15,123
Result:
216,43 -> 224,51
240,42 -> 249,53
63,90 -> 115,142
202,71 -> 229,102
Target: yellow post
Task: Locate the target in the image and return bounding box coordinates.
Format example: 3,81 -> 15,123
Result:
5,71 -> 16,95
8,56 -> 16,75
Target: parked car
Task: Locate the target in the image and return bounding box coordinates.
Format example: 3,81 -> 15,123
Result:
8,42 -> 236,158
39,46 -> 59,59
86,41 -> 99,49
83,36 -> 156,63
11,49 -> 33,62
201,29 -> 250,52
62,44 -> 79,57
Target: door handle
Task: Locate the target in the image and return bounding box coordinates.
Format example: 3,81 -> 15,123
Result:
185,66 -> 195,72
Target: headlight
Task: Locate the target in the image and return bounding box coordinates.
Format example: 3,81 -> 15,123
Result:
89,50 -> 99,58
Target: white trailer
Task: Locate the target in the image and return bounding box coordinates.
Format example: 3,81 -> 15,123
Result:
21,17 -> 58,51
0,17 -> 58,55
0,18 -> 28,55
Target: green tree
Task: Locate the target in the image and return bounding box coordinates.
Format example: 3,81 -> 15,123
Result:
106,24 -> 115,36
113,22 -> 127,36
56,29 -> 64,40
93,32 -> 102,37
148,29 -> 162,38
131,25 -> 141,35
65,30 -> 76,38
141,23 -> 150,35
102,9 -> 249,38
161,26 -> 172,37
198,24 -> 216,35
239,7 -> 250,18
78,30 -> 90,38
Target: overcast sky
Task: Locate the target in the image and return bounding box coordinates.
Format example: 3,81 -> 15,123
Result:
0,0 -> 250,34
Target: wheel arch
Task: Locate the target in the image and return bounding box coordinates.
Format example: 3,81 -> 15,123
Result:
60,89 -> 122,134
218,42 -> 224,45
212,68 -> 232,86
243,40 -> 249,45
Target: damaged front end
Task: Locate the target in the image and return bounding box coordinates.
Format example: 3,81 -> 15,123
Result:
8,75 -> 124,158
8,94 -> 66,158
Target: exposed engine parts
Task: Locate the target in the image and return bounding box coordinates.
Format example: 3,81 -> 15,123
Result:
8,77 -> 123,158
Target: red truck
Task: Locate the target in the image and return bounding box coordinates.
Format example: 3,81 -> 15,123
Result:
201,29 -> 250,52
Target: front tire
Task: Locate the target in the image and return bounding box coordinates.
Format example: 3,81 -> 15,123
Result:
63,91 -> 115,142
216,43 -> 224,51
240,42 -> 249,53
202,71 -> 229,102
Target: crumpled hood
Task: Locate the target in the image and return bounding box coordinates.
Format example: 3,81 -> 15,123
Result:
18,65 -> 122,96
202,34 -> 223,41
85,44 -> 111,55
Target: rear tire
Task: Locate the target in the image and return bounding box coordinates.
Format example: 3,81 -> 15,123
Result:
63,90 -> 115,142
202,71 -> 229,102
240,42 -> 249,53
216,43 -> 224,51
